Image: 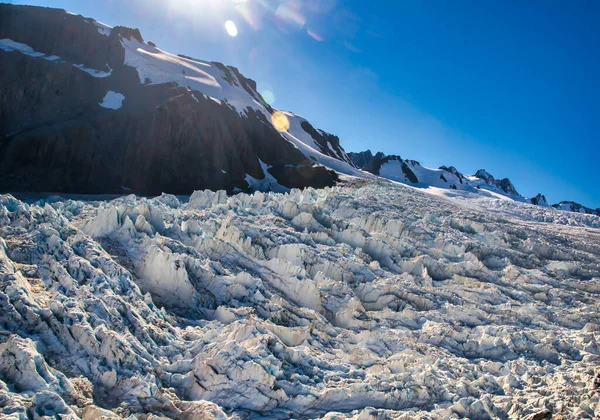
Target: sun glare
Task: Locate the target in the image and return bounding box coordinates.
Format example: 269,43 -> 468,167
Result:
271,111 -> 290,132
225,20 -> 238,37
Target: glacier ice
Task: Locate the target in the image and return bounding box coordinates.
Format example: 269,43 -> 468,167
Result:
0,180 -> 599,419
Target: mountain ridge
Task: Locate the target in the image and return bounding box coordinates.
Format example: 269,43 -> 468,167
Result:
349,150 -> 600,215
0,4 -> 359,195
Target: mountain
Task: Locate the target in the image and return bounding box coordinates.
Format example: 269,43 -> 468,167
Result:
349,150 -> 598,214
473,169 -> 518,196
0,4 -> 360,195
531,193 -> 549,207
552,201 -> 600,216
0,4 -> 596,214
348,151 -> 520,197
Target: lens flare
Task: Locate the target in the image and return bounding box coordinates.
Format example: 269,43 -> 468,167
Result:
307,28 -> 324,41
271,111 -> 290,132
224,20 -> 238,37
261,90 -> 275,105
275,3 -> 306,28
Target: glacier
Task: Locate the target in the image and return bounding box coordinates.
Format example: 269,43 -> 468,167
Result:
0,180 -> 599,419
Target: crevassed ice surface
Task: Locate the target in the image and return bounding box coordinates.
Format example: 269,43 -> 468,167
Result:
0,181 -> 599,419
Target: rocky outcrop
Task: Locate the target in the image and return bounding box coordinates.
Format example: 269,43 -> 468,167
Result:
348,151 -> 599,216
552,201 -> 600,216
299,121 -> 354,166
474,169 -> 519,196
0,4 -> 339,195
362,152 -> 388,175
348,150 -> 374,169
439,166 -> 465,184
401,160 -> 419,183
531,193 -> 548,206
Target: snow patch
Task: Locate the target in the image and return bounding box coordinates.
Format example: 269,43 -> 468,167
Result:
94,20 -> 112,36
99,91 -> 125,110
0,38 -> 45,57
244,160 -> 289,193
121,37 -> 263,116
73,63 -> 112,78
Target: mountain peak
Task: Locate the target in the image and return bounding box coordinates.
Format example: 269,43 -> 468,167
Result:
112,26 -> 143,43
474,169 -> 495,183
552,201 -> 600,216
0,4 -> 360,195
531,193 -> 548,206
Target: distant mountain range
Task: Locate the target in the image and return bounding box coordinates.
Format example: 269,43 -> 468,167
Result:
0,4 -> 597,216
348,150 -> 600,216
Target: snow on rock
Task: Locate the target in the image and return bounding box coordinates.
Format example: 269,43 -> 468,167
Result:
119,35 -> 362,179
99,91 -> 125,109
94,20 -> 113,37
245,159 -> 289,193
1,180 -> 600,418
121,37 -> 266,117
281,111 -> 367,179
0,38 -> 45,57
75,63 -> 113,78
0,37 -> 61,62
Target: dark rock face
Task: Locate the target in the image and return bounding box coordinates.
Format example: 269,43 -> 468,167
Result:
362,152 -> 388,175
0,5 -> 122,72
401,161 -> 419,184
299,121 -> 354,166
268,166 -> 339,189
348,150 -> 373,169
439,165 -> 464,184
474,169 -> 519,196
530,193 -> 548,206
0,4 -> 338,195
474,169 -> 496,184
552,201 -> 600,216
347,150 -> 420,183
496,178 -> 518,196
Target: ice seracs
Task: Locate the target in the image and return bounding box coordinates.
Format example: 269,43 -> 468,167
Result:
1,180 -> 599,418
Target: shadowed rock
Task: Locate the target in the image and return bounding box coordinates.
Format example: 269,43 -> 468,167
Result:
0,4 -> 338,195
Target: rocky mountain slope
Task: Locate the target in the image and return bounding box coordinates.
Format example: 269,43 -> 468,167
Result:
552,201 -> 600,217
349,150 -> 599,215
1,180 -> 599,419
0,4 -> 362,196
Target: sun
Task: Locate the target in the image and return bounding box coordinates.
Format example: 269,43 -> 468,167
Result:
224,20 -> 238,37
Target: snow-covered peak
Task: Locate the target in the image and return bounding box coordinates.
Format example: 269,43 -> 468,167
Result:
117,33 -> 359,178
473,169 -> 519,196
474,168 -> 495,183
552,201 -> 600,216
121,37 -> 266,116
0,3 -> 360,194
531,193 -> 549,207
349,150 -> 598,217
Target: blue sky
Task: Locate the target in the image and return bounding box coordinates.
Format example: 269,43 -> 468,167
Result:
9,0 -> 600,207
